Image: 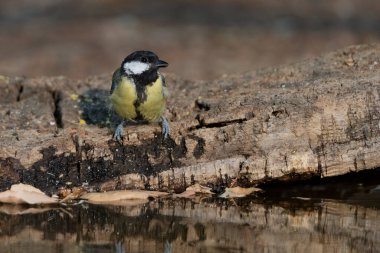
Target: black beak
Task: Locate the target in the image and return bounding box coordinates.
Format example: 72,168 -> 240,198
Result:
155,59 -> 168,68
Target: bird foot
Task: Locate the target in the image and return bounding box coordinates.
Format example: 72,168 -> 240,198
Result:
113,122 -> 125,143
161,116 -> 170,139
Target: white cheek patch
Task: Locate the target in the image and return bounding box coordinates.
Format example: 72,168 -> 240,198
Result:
123,61 -> 149,75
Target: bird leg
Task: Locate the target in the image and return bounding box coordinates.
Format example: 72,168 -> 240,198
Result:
113,120 -> 125,143
160,116 -> 170,139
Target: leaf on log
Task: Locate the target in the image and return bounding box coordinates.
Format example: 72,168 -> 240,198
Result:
0,184 -> 58,205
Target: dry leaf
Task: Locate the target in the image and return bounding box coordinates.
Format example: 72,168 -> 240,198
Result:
173,190 -> 197,198
82,190 -> 168,204
173,183 -> 213,198
186,183 -> 213,194
102,199 -> 150,207
60,187 -> 87,203
0,183 -> 58,204
219,186 -> 262,198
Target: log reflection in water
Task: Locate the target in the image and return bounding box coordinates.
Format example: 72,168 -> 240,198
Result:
0,198 -> 379,253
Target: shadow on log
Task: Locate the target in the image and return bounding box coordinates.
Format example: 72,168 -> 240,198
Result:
1,44 -> 380,194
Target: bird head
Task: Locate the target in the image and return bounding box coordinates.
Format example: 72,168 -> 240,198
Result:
121,51 -> 168,76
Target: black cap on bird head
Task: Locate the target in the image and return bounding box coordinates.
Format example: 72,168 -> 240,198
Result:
121,51 -> 168,76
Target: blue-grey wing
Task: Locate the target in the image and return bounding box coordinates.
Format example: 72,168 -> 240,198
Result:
110,68 -> 122,94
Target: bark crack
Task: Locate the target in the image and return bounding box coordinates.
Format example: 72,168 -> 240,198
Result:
16,84 -> 24,102
189,115 -> 248,131
71,134 -> 82,183
52,90 -> 64,128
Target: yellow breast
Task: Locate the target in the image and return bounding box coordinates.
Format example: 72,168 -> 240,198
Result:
138,76 -> 166,122
110,77 -> 138,120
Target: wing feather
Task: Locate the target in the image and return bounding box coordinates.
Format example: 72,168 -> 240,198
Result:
110,68 -> 122,94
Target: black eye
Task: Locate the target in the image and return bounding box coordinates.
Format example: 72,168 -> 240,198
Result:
141,57 -> 148,63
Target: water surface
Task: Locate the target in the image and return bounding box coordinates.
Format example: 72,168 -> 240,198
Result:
1,171 -> 380,253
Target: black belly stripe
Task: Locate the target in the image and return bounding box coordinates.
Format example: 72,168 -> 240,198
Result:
129,69 -> 160,122
133,103 -> 144,121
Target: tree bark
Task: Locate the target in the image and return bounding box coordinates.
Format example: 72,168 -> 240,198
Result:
1,44 -> 380,194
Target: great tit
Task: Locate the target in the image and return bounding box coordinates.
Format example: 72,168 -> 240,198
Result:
110,51 -> 170,142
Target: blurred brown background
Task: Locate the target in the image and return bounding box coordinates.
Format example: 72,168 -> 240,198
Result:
0,0 -> 379,80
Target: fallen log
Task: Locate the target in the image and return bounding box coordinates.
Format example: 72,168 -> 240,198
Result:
1,44 -> 380,194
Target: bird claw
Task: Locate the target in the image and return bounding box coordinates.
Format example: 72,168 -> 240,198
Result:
161,116 -> 170,140
113,122 -> 124,143
114,119 -> 169,142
